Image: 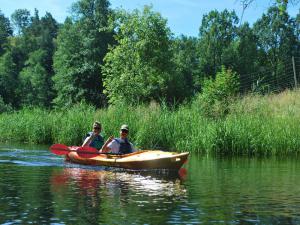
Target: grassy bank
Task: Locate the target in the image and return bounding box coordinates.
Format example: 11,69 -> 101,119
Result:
0,90 -> 300,155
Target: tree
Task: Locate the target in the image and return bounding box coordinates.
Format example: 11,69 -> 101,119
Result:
239,0 -> 299,18
19,49 -> 50,107
0,10 -> 12,55
52,18 -> 83,107
253,7 -> 299,90
9,9 -> 59,107
0,96 -> 12,113
234,23 -> 260,92
53,0 -> 113,108
294,11 -> 300,52
39,12 -> 58,69
171,36 -> 200,99
102,6 -> 181,104
198,10 -> 239,78
11,9 -> 30,35
0,52 -> 18,106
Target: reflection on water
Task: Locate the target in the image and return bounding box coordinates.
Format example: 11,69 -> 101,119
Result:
1,145 -> 300,224
51,167 -> 186,196
49,168 -> 189,224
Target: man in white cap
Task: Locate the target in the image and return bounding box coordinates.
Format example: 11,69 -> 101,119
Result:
101,124 -> 136,154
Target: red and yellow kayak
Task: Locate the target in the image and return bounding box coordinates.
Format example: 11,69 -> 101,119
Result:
66,150 -> 189,170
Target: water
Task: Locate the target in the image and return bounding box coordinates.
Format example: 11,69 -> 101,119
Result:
0,144 -> 300,224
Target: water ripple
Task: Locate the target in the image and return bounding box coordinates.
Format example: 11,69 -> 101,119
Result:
0,147 -> 64,167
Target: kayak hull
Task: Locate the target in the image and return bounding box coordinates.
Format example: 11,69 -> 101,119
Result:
66,150 -> 189,170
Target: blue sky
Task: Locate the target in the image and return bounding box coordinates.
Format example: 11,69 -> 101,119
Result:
0,0 -> 299,37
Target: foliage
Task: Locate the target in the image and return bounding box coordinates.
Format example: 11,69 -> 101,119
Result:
0,10 -> 12,55
10,9 -> 30,35
0,96 -> 13,113
0,51 -> 18,106
53,0 -> 113,108
19,50 -> 51,107
198,9 -> 239,78
234,23 -> 260,91
2,89 -> 300,156
0,1 -> 298,114
240,0 -> 299,15
253,7 -> 299,91
6,9 -> 59,108
102,6 -> 179,104
0,103 -> 95,144
196,66 -> 240,118
171,36 -> 200,99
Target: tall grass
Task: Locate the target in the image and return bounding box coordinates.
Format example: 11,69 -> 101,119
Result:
0,103 -> 95,145
1,90 -> 300,155
219,91 -> 300,155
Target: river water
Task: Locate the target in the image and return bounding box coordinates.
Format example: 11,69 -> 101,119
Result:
0,144 -> 300,224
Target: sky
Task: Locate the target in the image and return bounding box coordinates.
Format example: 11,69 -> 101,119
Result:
0,0 -> 299,37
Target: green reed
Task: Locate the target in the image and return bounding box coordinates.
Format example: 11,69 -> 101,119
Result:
1,90 -> 300,155
0,104 -> 95,145
218,91 -> 300,155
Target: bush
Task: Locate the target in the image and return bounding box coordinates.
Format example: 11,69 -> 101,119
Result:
197,66 -> 239,118
0,96 -> 13,113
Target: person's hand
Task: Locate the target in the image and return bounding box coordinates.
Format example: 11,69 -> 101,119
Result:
93,131 -> 98,136
100,136 -> 114,153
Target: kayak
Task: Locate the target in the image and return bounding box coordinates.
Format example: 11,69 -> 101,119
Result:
65,149 -> 189,170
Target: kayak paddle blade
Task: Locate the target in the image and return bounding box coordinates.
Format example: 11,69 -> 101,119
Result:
50,144 -> 71,155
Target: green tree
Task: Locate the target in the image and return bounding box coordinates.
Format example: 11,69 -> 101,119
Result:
34,12 -> 58,74
8,9 -> 58,108
0,52 -> 18,106
53,0 -> 113,108
102,6 -> 180,104
253,7 -> 299,90
294,11 -> 299,53
0,10 -> 12,55
19,49 -> 50,107
233,23 -> 260,92
11,9 -> 30,35
0,96 -> 12,113
198,10 -> 239,78
171,35 -> 200,99
52,18 -> 83,107
240,0 -> 299,16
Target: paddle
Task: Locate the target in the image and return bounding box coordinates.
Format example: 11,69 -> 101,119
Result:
50,143 -> 98,158
50,143 -> 125,158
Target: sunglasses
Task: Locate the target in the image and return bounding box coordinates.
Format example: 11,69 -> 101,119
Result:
121,129 -> 128,134
93,127 -> 101,130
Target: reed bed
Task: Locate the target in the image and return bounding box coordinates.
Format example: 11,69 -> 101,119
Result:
1,90 -> 300,155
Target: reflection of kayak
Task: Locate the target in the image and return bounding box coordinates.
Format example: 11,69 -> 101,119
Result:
66,150 -> 189,170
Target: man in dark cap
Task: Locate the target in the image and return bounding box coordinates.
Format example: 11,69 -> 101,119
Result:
101,124 -> 136,154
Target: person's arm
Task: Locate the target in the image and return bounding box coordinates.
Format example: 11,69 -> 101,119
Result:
82,133 -> 95,147
130,143 -> 137,152
100,136 -> 114,152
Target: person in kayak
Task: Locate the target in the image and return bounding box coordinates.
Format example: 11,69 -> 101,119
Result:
100,124 -> 136,154
82,121 -> 104,150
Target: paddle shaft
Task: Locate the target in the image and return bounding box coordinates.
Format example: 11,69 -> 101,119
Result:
50,143 -> 136,158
